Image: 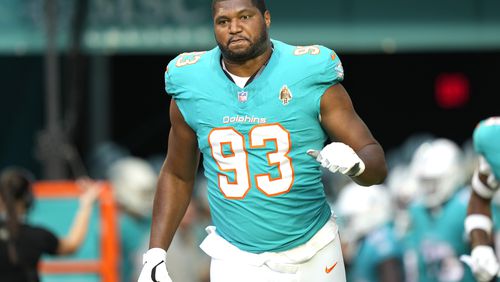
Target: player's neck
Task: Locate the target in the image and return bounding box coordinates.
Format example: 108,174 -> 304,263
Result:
222,45 -> 273,77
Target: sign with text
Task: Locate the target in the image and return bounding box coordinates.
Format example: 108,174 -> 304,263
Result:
1,0 -> 499,54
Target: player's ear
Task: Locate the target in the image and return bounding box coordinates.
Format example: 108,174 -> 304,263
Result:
264,10 -> 271,28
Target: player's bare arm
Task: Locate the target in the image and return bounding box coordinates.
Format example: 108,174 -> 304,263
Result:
466,155 -> 499,248
319,83 -> 387,186
149,99 -> 200,250
467,190 -> 493,248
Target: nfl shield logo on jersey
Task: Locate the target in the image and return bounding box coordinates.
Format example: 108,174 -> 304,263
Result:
279,85 -> 293,105
238,91 -> 248,103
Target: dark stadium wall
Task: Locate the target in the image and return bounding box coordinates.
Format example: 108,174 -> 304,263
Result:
109,51 -> 500,158
0,56 -> 45,176
1,51 -> 499,177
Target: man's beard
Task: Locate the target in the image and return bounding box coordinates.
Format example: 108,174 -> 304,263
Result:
217,26 -> 269,63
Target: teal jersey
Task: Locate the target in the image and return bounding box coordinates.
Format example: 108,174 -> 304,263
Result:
493,203 -> 500,282
402,187 -> 474,282
493,202 -> 500,236
348,223 -> 403,282
473,116 -> 500,179
165,39 -> 343,252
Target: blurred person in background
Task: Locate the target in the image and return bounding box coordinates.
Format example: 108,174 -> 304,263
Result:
335,182 -> 404,282
386,163 -> 420,239
138,0 -> 387,281
401,138 -> 474,282
460,116 -> 500,282
164,198 -> 210,282
134,170 -> 211,282
106,156 -> 158,282
385,134 -> 434,240
0,167 -> 101,282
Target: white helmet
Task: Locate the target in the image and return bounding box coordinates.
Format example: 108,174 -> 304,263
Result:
335,182 -> 393,243
411,138 -> 464,208
107,157 -> 158,218
386,164 -> 419,209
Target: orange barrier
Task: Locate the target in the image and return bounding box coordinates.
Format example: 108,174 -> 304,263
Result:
33,181 -> 120,282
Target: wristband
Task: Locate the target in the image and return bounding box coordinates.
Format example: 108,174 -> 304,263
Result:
143,248 -> 167,264
487,173 -> 499,189
472,170 -> 495,199
478,156 -> 500,189
465,214 -> 493,238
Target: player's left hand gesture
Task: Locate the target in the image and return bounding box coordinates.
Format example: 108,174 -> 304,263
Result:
307,142 -> 365,177
461,245 -> 500,282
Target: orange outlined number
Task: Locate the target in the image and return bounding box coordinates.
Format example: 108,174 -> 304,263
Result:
208,124 -> 294,199
209,128 -> 251,199
250,124 -> 294,196
175,51 -> 206,67
293,45 -> 321,56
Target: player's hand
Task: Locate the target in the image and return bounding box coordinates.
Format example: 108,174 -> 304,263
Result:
307,142 -> 365,177
138,248 -> 172,282
460,245 -> 500,282
478,156 -> 499,189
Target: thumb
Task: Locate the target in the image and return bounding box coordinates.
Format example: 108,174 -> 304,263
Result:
307,149 -> 320,159
460,255 -> 475,271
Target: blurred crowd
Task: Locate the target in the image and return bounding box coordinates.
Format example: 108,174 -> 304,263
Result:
0,131 -> 491,282
100,131 -> 485,282
332,134 -> 479,282
86,141 -> 211,282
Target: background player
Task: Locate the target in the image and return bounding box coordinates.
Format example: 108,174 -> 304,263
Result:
335,182 -> 404,282
401,138 -> 475,282
461,116 -> 500,282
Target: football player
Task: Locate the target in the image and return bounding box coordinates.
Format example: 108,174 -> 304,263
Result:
461,116 -> 500,282
138,0 -> 387,281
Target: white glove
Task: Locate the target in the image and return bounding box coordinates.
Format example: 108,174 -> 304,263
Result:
460,245 -> 500,282
307,142 -> 365,177
478,156 -> 499,189
138,248 -> 172,282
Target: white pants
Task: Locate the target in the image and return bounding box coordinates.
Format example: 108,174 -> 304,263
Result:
200,216 -> 346,282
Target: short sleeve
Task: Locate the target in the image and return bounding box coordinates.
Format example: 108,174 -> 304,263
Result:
165,62 -> 177,97
305,47 -> 345,111
33,226 -> 59,255
473,117 -> 500,178
164,51 -> 208,98
321,49 -> 344,86
164,55 -> 186,97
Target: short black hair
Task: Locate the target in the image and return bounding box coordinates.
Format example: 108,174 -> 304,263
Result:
212,0 -> 267,16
